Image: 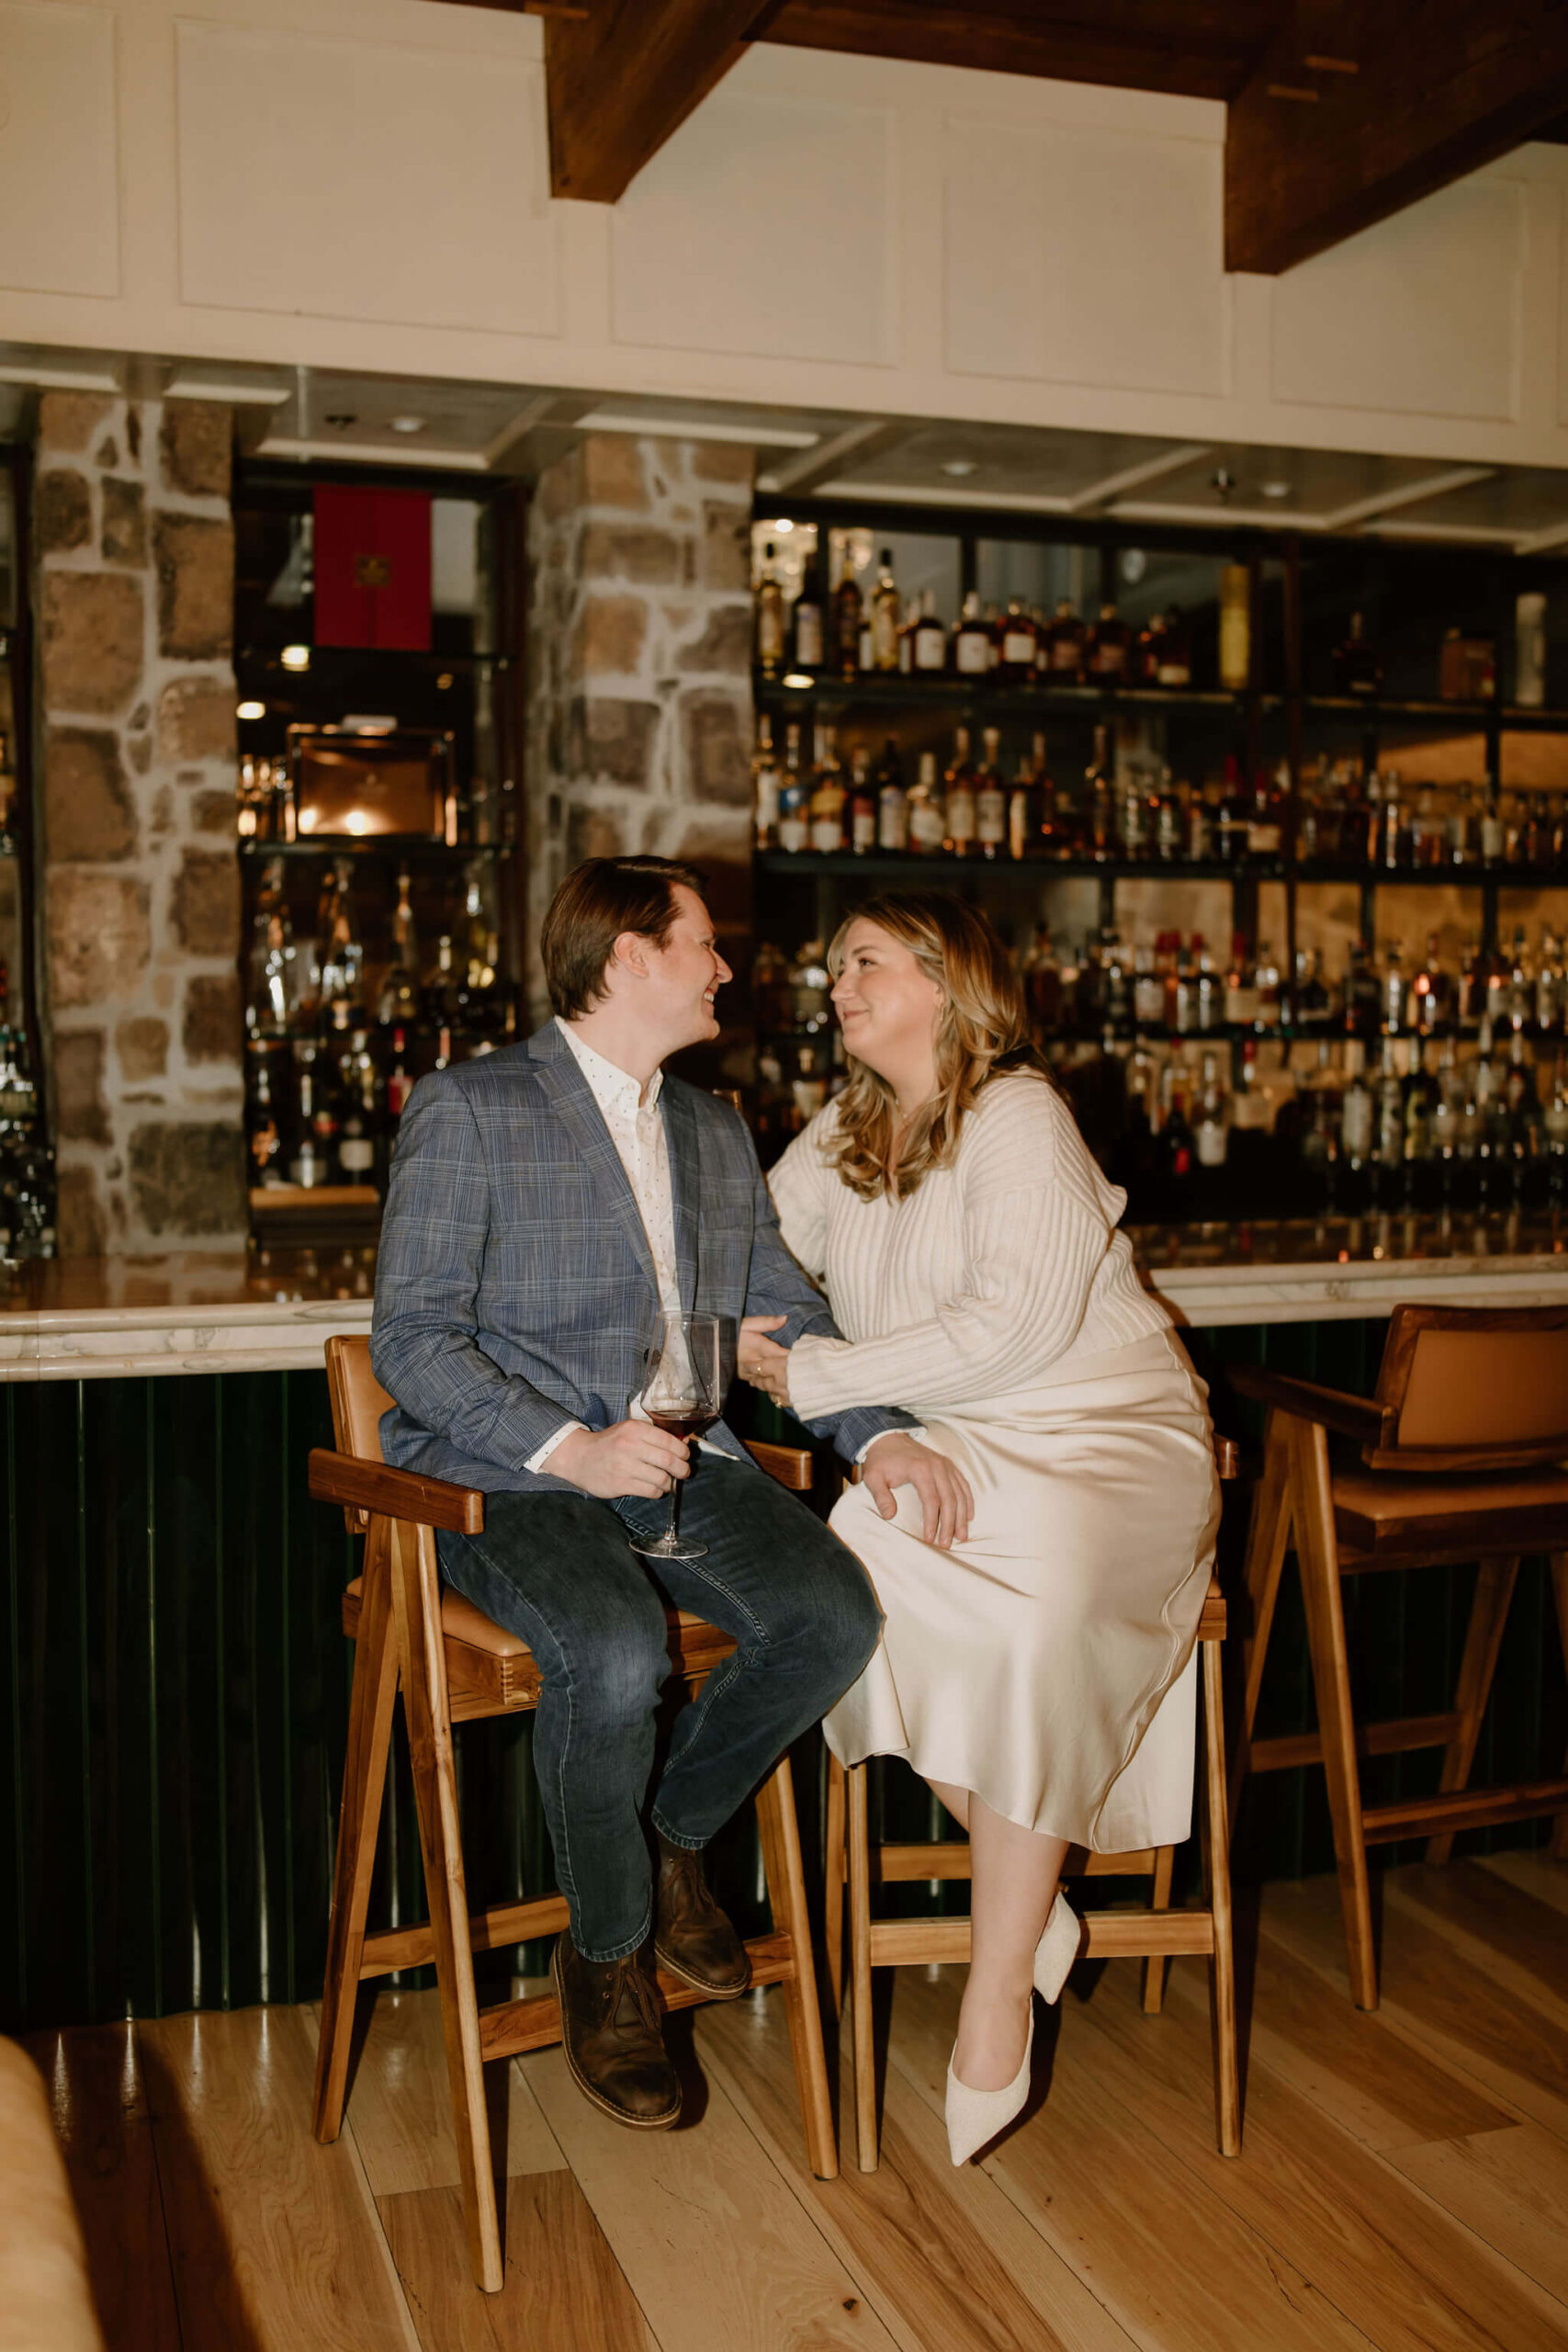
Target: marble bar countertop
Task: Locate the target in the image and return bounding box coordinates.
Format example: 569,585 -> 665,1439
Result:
5,1215 -> 1568,1378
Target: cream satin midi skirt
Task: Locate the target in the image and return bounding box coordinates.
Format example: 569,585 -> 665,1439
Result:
823,1327 -> 1221,1850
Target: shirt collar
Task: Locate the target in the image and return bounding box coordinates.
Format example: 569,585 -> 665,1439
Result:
557,1016 -> 663,1120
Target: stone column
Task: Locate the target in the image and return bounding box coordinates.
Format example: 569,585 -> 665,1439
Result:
35,393 -> 245,1253
526,433 -> 754,1080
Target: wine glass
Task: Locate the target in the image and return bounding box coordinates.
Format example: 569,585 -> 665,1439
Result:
626,1311 -> 727,1562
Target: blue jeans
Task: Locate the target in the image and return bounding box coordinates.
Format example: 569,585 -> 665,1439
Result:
437,1455 -> 882,1962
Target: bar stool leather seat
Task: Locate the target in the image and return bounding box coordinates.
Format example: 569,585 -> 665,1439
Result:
1332,1465 -> 1568,1555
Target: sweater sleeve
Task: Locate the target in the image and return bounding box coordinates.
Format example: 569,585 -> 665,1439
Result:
764,1111 -> 835,1284
785,1080 -> 1119,1419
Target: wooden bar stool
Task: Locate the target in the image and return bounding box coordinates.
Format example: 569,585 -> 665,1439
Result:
1231,1304 -> 1568,2013
308,1335 -> 836,2293
822,1438 -> 1241,2170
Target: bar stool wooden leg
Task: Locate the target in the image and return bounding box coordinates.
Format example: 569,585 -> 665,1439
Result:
314,1521 -> 400,2144
845,1761 -> 879,2173
389,1521 -> 504,2295
1142,1843 -> 1175,2014
1426,1556 -> 1520,1865
1230,1406 -> 1294,1825
755,1754 -> 838,2181
823,1749 -> 847,2018
1290,1419 -> 1378,2010
1551,1555 -> 1568,1863
1201,1633 -> 1241,2155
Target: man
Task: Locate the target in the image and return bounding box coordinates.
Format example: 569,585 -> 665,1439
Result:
371,854 -> 969,2130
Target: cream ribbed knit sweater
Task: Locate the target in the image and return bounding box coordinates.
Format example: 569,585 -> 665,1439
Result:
770,1071 -> 1169,1422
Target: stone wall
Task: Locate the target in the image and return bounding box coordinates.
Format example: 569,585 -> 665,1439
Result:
35,393 -> 245,1253
525,433 -> 754,1079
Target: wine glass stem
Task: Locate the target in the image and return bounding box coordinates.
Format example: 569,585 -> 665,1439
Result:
667,1461 -> 684,1547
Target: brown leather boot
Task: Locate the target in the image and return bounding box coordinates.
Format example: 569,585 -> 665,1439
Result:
552,1934 -> 681,2129
652,1831 -> 751,1998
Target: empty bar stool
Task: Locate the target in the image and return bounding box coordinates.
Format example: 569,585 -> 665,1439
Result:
1232,1303 -> 1568,2011
822,1437 -> 1242,2169
309,1336 -> 835,2292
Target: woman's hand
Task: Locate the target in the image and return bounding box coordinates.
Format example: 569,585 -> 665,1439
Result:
739,1314 -> 792,1406
862,1432 -> 974,1547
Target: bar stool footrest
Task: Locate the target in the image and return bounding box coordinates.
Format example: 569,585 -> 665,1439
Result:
1360,1777 -> 1568,1844
477,1930 -> 796,2060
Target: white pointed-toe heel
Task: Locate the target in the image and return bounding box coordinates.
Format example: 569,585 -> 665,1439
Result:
1032,1892 -> 1081,2005
945,2010 -> 1034,2166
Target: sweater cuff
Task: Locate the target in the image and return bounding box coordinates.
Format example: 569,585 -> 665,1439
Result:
786,1333 -> 863,1420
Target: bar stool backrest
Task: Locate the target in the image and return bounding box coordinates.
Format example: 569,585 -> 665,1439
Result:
325,1338 -> 396,1525
1368,1304 -> 1568,1472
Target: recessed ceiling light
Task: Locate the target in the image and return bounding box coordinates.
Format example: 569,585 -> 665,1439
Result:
783,672 -> 814,689
1260,479 -> 1292,500
773,517 -> 795,534
940,458 -> 976,478
389,414 -> 426,435
236,699 -> 265,721
280,643 -> 310,672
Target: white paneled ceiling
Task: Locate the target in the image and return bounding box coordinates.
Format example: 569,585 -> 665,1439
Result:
6,341 -> 1568,552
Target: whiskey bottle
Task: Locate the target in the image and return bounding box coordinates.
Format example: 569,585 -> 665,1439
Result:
1332,612 -> 1382,697
944,728 -> 977,857
777,720 -> 810,854
870,548 -> 901,672
807,725 -> 846,854
1085,603 -> 1131,684
1219,565 -> 1251,693
377,863 -> 419,1029
1047,599 -> 1085,682
1154,609 -> 1193,689
752,714 -> 781,853
912,594 -> 948,673
1007,753 -> 1035,862
976,727 -> 1007,859
790,555 -> 824,678
754,541 -> 786,677
1085,722 -> 1115,861
833,559 -> 863,680
423,934 -> 462,1029
337,1029 -> 380,1183
998,598 -> 1037,682
908,751 -> 945,854
848,746 -> 877,854
246,857 -> 295,1036
874,739 -> 908,850
245,1040 -> 286,1187
952,591 -> 992,678
386,1026 -> 413,1120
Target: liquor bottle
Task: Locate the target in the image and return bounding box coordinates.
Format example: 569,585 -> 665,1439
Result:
777,721 -> 809,854
944,729 -> 977,857
912,593 -> 947,673
245,1041 -> 286,1187
874,738 -> 908,850
246,857 -> 295,1036
318,859 -> 366,1029
1085,603 -> 1131,684
834,558 -> 863,680
1153,768 -> 1182,863
1047,599 -> 1085,682
754,541 -> 786,677
1216,755 -> 1248,863
998,598 -> 1037,681
870,548 -> 901,672
386,1025 -> 413,1120
423,934 -> 462,1029
1219,564 -> 1251,693
1382,941 -> 1408,1035
952,591 -> 992,677
1537,930 -> 1562,1035
337,1029 -> 381,1183
1085,722 -> 1115,861
289,1041 -> 329,1187
908,751 -> 945,854
791,554 -> 825,678
1194,1052 -> 1230,1170
848,746 -> 877,854
1376,769 -> 1407,869
1247,765 -> 1284,857
807,724 -> 846,853
752,715 -> 781,853
1154,609 -> 1192,689
789,938 -> 832,1033
1332,611 -> 1382,697
1133,611 -> 1166,686
1022,928 -> 1062,1033
1008,752 -> 1035,861
976,727 -> 1007,860
1339,1045 -> 1375,1204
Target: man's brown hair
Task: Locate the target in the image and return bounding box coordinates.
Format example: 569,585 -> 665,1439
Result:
540,854 -> 707,1021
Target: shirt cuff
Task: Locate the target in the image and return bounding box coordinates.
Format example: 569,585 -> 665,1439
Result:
525,1419 -> 587,1476
853,1426 -> 930,1464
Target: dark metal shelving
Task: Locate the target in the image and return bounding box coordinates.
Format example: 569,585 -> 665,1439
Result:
239,837 -> 513,863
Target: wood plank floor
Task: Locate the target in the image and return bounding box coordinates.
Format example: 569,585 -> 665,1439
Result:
23,1854 -> 1568,2352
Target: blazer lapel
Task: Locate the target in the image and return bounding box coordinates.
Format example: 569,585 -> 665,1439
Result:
660,1083 -> 701,1314
529,1029 -> 659,1303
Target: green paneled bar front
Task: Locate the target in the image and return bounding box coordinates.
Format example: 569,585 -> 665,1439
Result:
3,1227 -> 1566,2033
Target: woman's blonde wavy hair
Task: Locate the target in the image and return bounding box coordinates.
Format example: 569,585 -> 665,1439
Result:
824,890 -> 1050,1202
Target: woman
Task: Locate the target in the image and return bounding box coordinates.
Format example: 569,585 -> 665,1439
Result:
741,892 -> 1219,2165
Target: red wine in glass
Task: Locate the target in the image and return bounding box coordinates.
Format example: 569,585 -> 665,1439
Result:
627,1312 -> 725,1561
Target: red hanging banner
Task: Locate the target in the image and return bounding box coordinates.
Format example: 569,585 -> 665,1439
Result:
313,485 -> 433,650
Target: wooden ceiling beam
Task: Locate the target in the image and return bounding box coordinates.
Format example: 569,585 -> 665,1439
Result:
752,2 -> 1270,106
1226,0 -> 1568,275
544,0 -> 761,200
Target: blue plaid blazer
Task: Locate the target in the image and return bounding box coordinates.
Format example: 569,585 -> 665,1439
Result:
370,1018 -> 914,1494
